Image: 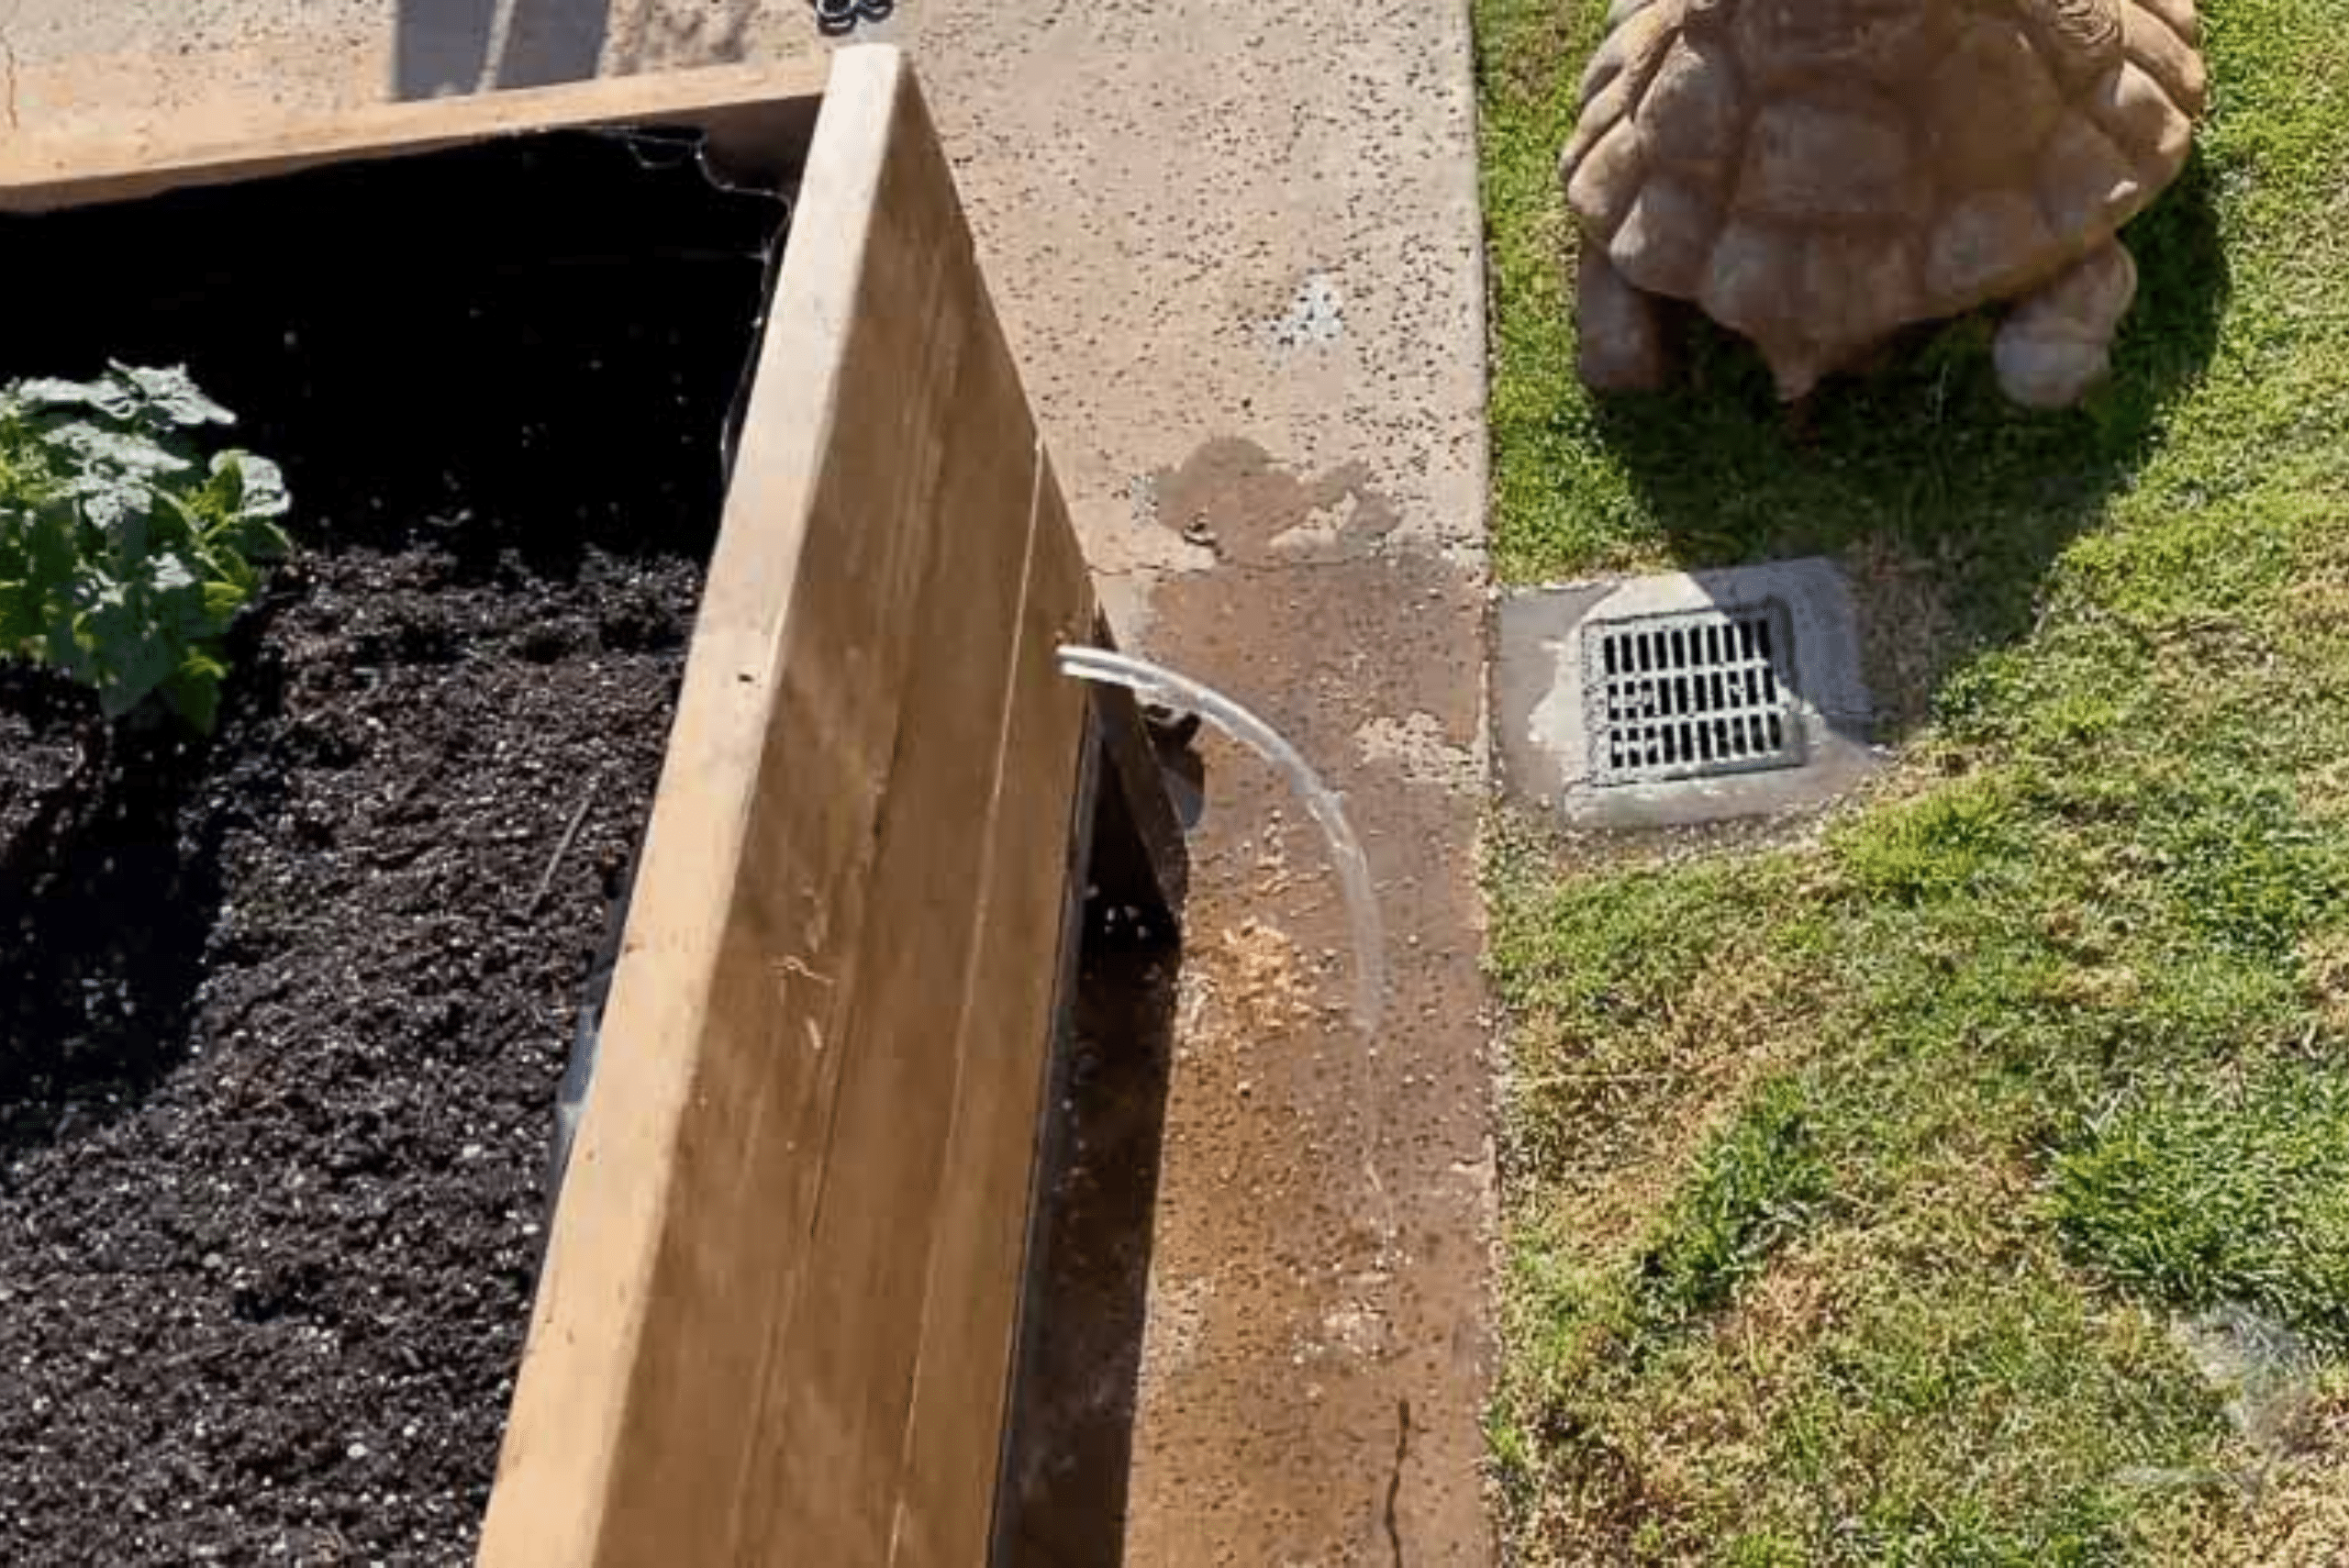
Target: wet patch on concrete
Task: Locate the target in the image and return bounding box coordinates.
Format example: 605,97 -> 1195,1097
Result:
1111,436 -> 1495,1565
1145,436 -> 1400,572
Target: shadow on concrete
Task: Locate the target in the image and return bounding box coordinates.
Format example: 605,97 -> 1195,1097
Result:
995,939 -> 1181,1566
394,0 -> 611,97
1581,154 -> 2231,740
607,0 -> 762,75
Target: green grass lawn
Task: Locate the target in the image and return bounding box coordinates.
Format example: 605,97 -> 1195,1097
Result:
1475,0 -> 2349,1560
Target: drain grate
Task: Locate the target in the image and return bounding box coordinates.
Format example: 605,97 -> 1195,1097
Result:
1583,602 -> 1800,785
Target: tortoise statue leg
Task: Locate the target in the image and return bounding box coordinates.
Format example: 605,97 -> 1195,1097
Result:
1576,246 -> 1672,394
1993,241 -> 2139,409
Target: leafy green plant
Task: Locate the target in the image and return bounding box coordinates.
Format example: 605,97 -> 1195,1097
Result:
0,363 -> 290,730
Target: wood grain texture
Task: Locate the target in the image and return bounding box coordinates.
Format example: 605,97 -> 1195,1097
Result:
886,444 -> 1097,1568
0,58 -> 828,211
476,46 -> 1103,1567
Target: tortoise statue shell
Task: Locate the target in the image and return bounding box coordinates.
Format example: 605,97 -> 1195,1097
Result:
1559,0 -> 2208,406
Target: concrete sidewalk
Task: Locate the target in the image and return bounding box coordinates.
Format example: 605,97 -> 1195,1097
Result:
2,2 -> 1497,1558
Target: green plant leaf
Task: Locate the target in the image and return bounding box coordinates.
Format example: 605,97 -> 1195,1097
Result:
159,659 -> 222,732
46,419 -> 190,477
200,579 -> 247,622
116,362 -> 236,428
212,450 -> 291,525
16,375 -> 139,421
0,364 -> 289,728
0,576 -> 35,651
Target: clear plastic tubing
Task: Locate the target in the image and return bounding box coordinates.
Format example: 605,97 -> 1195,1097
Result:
1056,644 -> 1386,1036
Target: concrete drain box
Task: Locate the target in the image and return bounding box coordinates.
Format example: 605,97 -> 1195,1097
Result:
0,47 -> 1181,1566
1586,601 -> 1801,785
1498,558 -> 1879,828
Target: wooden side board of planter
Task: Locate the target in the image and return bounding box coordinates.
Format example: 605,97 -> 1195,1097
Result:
0,46 -> 1183,1567
483,49 -> 1187,1568
0,57 -> 829,208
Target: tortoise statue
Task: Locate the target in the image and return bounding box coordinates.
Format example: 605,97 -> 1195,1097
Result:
1559,0 -> 2208,407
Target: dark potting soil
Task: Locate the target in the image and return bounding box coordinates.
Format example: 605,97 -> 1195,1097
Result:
0,667 -> 84,852
0,134 -> 785,1562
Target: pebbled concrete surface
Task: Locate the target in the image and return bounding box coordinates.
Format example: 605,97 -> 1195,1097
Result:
1113,436 -> 1492,1565
0,2 -> 1497,1559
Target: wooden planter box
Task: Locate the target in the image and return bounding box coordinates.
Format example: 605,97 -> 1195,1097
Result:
0,46 -> 1179,1565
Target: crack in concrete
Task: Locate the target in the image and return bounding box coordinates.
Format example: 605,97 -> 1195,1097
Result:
1384,1395 -> 1413,1567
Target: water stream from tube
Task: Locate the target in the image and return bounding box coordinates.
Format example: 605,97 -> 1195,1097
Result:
1056,645 -> 1386,1036
547,649 -> 1391,1227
